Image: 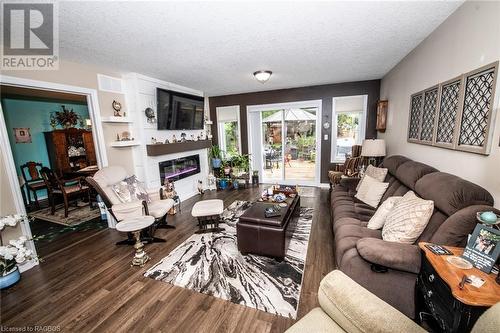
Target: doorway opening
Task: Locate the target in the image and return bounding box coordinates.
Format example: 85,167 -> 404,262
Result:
247,100 -> 321,186
0,79 -> 108,260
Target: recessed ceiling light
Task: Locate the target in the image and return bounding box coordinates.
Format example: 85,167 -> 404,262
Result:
253,70 -> 272,83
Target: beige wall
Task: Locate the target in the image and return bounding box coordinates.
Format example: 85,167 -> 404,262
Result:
380,1 -> 500,208
1,60 -> 134,240
2,60 -> 134,173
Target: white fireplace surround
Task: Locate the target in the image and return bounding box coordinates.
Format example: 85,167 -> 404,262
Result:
123,73 -> 210,201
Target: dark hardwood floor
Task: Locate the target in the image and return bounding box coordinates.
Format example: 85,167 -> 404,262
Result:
0,186 -> 334,332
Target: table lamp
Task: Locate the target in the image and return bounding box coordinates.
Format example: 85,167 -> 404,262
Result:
361,139 -> 386,166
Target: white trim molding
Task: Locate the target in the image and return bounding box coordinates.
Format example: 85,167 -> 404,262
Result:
0,74 -> 110,267
246,99 -> 322,187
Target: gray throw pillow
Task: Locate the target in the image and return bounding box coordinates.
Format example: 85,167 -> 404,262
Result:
112,175 -> 151,203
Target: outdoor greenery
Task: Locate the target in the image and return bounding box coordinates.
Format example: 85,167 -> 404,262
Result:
337,113 -> 359,136
223,121 -> 239,156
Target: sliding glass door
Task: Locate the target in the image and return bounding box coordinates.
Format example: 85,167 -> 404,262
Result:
248,101 -> 320,186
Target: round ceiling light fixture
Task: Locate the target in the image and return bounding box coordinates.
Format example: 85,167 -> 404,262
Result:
253,70 -> 272,83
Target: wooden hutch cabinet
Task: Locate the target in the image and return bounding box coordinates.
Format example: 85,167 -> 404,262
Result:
44,128 -> 96,176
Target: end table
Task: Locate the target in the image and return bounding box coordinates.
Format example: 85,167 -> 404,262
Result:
417,242 -> 500,332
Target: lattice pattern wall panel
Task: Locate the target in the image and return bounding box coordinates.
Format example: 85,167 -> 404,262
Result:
420,88 -> 438,142
408,94 -> 423,140
436,80 -> 461,144
458,67 -> 495,147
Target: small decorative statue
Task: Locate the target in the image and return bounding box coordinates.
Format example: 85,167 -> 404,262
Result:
190,134 -> 195,141
172,134 -> 177,143
197,180 -> 204,194
116,134 -> 120,141
151,137 -> 157,144
112,100 -> 122,117
144,107 -> 156,123
164,138 -> 170,144
161,179 -> 179,215
180,133 -> 187,142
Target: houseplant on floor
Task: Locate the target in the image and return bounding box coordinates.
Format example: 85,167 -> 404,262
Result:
0,215 -> 35,289
209,145 -> 223,169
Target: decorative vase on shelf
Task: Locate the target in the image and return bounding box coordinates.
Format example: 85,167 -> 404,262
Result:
0,266 -> 21,289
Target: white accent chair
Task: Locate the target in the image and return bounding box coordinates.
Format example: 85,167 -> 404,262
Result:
86,166 -> 175,244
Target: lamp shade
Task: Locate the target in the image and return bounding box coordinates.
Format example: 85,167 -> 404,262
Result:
361,139 -> 386,157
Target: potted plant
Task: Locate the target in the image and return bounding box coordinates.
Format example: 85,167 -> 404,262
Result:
0,215 -> 34,289
231,154 -> 251,177
209,145 -> 222,169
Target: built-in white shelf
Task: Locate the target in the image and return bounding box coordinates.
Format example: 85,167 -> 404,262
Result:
101,116 -> 133,123
110,141 -> 141,148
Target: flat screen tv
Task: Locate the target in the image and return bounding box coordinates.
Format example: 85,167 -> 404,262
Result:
157,88 -> 204,130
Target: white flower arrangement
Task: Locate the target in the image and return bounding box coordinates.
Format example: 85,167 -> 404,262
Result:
0,214 -> 34,276
0,214 -> 25,230
0,235 -> 34,275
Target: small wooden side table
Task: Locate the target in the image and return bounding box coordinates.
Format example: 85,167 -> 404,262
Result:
116,216 -> 155,267
417,242 -> 500,333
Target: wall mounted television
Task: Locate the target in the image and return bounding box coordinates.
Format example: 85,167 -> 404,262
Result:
157,88 -> 204,130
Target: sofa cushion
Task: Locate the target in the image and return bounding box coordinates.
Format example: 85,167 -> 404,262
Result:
285,307 -> 342,333
395,161 -> 438,190
430,205 -> 500,247
380,155 -> 411,176
356,238 -> 421,273
381,174 -> 411,202
335,225 -> 382,263
333,217 -> 363,234
382,191 -> 434,244
415,172 -> 494,217
317,270 -> 425,333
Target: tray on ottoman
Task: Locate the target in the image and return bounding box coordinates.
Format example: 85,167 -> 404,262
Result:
237,195 -> 300,259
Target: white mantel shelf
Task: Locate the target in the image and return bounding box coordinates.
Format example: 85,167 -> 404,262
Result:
102,116 -> 133,123
110,141 -> 141,147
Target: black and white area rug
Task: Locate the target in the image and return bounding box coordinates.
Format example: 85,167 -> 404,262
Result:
144,200 -> 314,318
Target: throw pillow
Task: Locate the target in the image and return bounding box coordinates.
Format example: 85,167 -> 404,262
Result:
354,175 -> 389,208
356,165 -> 388,191
367,196 -> 402,230
112,175 -> 151,203
382,191 -> 434,244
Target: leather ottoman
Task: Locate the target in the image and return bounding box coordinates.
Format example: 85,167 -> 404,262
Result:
237,195 -> 300,259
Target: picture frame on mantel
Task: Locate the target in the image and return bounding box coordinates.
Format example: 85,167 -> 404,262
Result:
376,100 -> 388,132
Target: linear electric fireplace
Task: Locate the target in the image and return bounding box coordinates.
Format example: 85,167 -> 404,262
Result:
159,154 -> 200,184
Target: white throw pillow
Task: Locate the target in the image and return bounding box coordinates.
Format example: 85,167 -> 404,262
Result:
367,196 -> 402,230
356,165 -> 388,191
382,191 -> 434,244
354,175 -> 389,208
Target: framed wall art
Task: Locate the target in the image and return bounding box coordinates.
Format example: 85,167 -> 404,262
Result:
14,128 -> 32,143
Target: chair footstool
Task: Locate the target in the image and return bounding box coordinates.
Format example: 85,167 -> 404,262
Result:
192,199 -> 224,233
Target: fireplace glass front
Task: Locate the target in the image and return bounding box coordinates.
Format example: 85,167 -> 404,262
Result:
159,154 -> 200,184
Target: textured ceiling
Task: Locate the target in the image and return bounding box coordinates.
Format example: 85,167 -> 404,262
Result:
58,1 -> 462,96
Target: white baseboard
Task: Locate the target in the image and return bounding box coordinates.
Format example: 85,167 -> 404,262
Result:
19,259 -> 39,273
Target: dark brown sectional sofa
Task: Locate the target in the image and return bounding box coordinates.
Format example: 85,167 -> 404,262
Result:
330,155 -> 499,319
